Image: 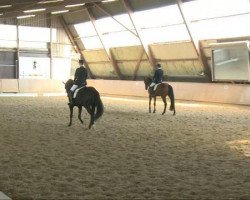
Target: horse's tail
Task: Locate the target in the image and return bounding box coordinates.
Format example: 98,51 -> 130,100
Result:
168,85 -> 176,115
94,92 -> 104,121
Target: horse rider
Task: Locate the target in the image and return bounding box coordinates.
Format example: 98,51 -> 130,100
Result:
68,59 -> 88,106
150,63 -> 164,91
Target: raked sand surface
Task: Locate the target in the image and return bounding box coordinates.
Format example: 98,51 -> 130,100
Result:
0,96 -> 250,200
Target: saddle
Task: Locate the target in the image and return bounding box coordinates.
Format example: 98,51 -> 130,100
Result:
150,83 -> 161,91
73,86 -> 86,98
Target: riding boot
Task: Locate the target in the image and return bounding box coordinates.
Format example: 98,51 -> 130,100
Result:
68,91 -> 75,106
150,87 -> 155,97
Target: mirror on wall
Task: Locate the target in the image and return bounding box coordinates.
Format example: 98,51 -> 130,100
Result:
19,56 -> 50,79
211,41 -> 250,82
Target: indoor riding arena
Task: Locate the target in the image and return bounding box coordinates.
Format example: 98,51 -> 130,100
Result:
0,0 -> 250,200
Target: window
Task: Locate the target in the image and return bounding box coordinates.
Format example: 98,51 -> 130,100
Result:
140,25 -> 189,44
183,0 -> 250,40
74,21 -> 96,37
192,14 -> 250,40
133,5 -> 189,43
133,5 -> 183,28
183,0 -> 250,21
0,24 -> 17,48
75,22 -> 102,49
19,26 -> 50,49
80,36 -> 103,49
74,14 -> 139,49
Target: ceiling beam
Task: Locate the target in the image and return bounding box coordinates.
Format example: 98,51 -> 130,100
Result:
16,20 -> 20,80
198,41 -> 212,80
60,15 -> 94,79
86,7 -> 123,80
122,0 -> 156,70
94,3 -> 138,38
176,0 -> 211,80
176,0 -> 199,55
48,14 -> 53,79
133,47 -> 144,80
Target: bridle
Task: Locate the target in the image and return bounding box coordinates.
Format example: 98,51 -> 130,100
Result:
144,77 -> 152,90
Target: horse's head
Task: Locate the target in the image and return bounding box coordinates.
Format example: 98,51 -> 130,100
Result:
144,77 -> 152,90
64,79 -> 74,93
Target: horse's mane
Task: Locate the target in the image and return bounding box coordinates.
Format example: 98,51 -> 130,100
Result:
144,76 -> 152,83
66,79 -> 74,84
65,79 -> 74,91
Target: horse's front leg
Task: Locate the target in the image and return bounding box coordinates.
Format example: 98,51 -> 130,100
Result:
68,106 -> 73,126
153,96 -> 156,113
149,95 -> 152,113
78,106 -> 83,124
161,96 -> 167,115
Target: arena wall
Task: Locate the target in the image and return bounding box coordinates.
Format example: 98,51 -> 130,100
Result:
0,79 -> 250,105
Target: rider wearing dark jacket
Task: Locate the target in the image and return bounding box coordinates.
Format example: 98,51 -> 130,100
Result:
153,63 -> 164,84
68,59 -> 88,106
149,63 -> 164,91
74,63 -> 88,87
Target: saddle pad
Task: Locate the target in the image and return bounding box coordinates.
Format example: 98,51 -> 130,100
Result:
73,86 -> 85,98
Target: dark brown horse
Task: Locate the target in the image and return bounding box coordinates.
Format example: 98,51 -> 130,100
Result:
64,79 -> 104,129
144,77 -> 176,115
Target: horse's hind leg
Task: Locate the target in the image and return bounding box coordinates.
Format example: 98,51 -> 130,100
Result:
153,96 -> 156,113
149,95 -> 152,113
78,106 -> 83,124
161,96 -> 167,115
86,106 -> 95,129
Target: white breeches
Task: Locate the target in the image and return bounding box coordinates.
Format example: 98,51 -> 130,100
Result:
150,83 -> 155,87
150,83 -> 160,91
70,84 -> 78,92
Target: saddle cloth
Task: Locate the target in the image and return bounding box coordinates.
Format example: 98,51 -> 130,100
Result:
73,86 -> 85,98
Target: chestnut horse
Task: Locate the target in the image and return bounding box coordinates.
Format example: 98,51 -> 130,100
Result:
144,77 -> 176,115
